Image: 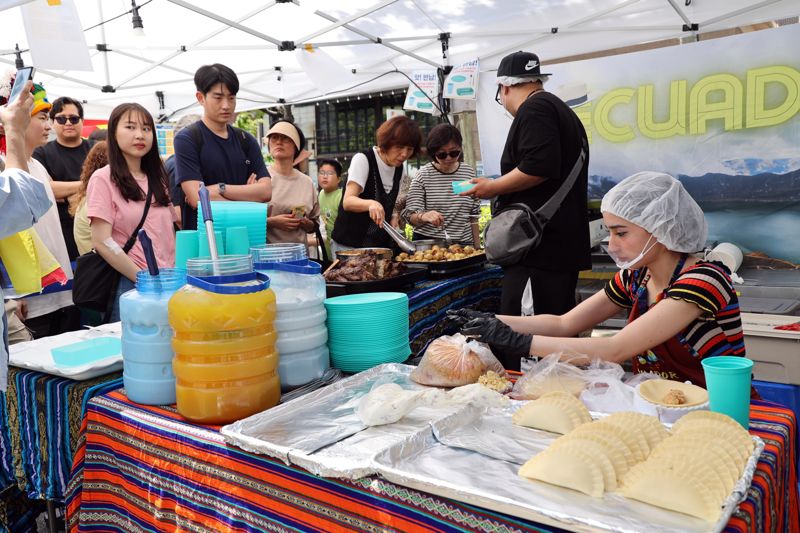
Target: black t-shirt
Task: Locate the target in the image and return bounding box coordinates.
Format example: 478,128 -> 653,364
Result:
173,121 -> 269,230
497,91 -> 591,271
32,139 -> 95,260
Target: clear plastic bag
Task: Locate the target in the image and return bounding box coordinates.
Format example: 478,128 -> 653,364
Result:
511,353 -> 624,401
410,333 -> 505,387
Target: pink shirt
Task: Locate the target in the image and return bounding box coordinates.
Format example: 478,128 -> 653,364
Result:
86,165 -> 176,269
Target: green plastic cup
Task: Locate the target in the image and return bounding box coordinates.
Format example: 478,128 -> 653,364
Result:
198,230 -> 224,258
701,356 -> 753,429
225,226 -> 250,255
175,230 -> 199,269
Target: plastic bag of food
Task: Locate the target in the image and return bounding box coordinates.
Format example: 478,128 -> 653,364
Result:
511,353 -> 592,400
410,333 -> 505,387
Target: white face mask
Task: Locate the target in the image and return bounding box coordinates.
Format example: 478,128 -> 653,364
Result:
609,235 -> 657,270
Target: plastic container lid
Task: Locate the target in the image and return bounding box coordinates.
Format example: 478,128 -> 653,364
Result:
186,254 -> 253,277
251,243 -> 307,263
187,271 -> 270,294
51,337 -> 122,367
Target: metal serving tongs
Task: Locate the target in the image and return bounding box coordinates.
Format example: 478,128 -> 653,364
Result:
382,220 -> 416,254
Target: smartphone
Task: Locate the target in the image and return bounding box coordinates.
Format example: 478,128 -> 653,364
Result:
6,67 -> 35,106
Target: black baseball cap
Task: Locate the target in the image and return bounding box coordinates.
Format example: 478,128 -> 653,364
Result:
497,51 -> 551,78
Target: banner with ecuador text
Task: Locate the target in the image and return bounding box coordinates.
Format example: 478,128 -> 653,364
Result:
476,24 -> 800,264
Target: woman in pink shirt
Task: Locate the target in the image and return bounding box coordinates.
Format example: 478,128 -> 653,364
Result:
86,103 -> 176,321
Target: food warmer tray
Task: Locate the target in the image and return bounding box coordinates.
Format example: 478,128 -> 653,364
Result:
403,252 -> 488,277
325,264 -> 428,297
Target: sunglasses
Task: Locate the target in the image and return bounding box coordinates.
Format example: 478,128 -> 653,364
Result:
54,115 -> 81,125
435,149 -> 461,160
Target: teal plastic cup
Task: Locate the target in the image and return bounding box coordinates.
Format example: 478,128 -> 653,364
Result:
175,230 -> 199,269
452,180 -> 475,195
198,230 -> 224,258
701,356 -> 753,429
225,226 -> 250,255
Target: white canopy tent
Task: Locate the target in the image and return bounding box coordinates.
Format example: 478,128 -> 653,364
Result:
1,0 -> 797,120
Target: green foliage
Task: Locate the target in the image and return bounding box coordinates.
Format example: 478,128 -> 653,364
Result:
234,110 -> 266,137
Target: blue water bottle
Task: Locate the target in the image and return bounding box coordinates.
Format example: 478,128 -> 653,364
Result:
120,268 -> 186,404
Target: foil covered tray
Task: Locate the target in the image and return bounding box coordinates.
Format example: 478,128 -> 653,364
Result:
372,404 -> 764,533
220,363 -> 462,478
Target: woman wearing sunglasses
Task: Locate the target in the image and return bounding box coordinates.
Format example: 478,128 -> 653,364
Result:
403,124 -> 481,247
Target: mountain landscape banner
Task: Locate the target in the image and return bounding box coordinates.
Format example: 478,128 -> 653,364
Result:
477,23 -> 800,263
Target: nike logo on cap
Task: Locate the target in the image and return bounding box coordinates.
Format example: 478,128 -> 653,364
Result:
524,60 -> 538,71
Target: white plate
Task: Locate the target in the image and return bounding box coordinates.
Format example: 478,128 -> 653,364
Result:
9,322 -> 123,381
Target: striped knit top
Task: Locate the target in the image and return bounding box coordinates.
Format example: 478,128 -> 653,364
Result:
402,162 -> 481,244
605,261 -> 746,360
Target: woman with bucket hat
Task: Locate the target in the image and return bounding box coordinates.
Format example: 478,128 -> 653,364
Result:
264,119 -> 320,245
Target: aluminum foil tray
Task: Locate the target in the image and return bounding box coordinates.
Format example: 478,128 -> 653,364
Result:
220,363 -> 462,478
372,404 -> 764,533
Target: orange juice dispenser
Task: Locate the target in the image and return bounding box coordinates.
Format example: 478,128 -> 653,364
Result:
168,255 -> 280,424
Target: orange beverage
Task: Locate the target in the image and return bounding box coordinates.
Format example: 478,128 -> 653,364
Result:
169,255 -> 279,424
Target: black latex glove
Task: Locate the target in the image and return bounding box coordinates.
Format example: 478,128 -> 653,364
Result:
461,317 -> 533,359
446,308 -> 495,327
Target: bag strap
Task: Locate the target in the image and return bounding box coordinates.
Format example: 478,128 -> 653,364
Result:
314,222 -> 330,264
122,187 -> 153,254
535,137 -> 588,222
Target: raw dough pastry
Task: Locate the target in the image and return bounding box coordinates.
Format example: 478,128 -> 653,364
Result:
519,446 -> 605,497
671,410 -> 742,433
671,419 -> 753,457
590,419 -> 649,463
516,374 -> 586,399
512,392 -> 591,434
621,462 -> 722,522
602,411 -> 669,451
649,440 -> 738,491
569,423 -> 636,471
551,437 -> 618,491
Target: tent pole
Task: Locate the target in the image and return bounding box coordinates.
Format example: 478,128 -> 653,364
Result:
701,0 -> 783,27
114,2 -> 282,90
296,0 -> 400,45
0,58 -> 104,90
165,0 -> 288,47
97,0 -> 111,89
314,9 -> 441,68
665,0 -> 692,26
481,0 -> 640,62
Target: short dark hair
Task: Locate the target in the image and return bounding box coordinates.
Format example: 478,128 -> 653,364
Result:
376,116 -> 422,157
194,63 -> 239,95
49,96 -> 84,120
318,158 -> 342,177
425,123 -> 462,158
88,128 -> 107,141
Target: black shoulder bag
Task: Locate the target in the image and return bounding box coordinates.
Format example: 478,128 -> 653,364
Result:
484,138 -> 588,266
73,187 -> 153,318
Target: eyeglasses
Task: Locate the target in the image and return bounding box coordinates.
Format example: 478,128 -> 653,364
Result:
318,170 -> 338,176
495,85 -> 503,106
54,115 -> 81,125
434,149 -> 461,160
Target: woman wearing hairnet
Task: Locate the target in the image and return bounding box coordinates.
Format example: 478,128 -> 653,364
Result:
449,171 -> 746,386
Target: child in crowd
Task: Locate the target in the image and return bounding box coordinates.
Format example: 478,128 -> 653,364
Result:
317,159 -> 343,259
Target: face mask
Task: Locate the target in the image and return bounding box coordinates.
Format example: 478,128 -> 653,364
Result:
609,235 -> 657,270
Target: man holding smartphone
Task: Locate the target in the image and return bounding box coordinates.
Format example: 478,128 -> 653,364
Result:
0,80 -> 53,390
33,96 -> 95,260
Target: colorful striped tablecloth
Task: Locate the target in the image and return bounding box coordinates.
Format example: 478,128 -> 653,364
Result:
65,390 -> 797,533
408,266 -> 503,357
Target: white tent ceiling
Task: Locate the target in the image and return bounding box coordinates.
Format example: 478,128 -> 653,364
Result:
1,0 -> 798,120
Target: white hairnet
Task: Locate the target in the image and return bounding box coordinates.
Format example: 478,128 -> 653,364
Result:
600,171 -> 708,252
496,75 -> 549,86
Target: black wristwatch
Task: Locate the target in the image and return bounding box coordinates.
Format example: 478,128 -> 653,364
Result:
218,182 -> 226,197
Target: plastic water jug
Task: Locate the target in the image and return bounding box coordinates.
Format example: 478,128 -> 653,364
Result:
169,255 -> 279,424
253,249 -> 329,391
120,269 -> 185,405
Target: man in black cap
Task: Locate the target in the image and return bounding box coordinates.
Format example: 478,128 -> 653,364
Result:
466,51 -> 590,320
